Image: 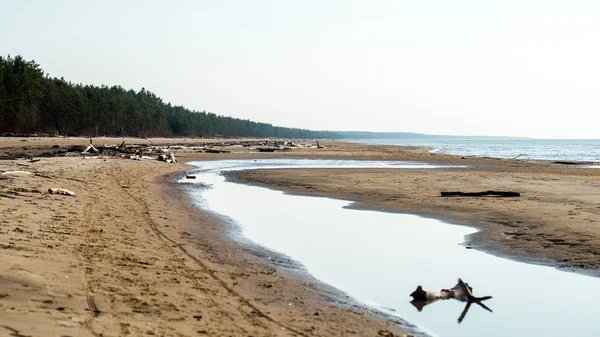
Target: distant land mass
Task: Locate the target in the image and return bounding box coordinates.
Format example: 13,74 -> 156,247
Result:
334,131 -> 529,140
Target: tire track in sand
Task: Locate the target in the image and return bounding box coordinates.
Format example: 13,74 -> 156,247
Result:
110,163 -> 309,337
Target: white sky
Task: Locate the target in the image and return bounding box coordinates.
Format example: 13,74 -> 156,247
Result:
2,0 -> 599,138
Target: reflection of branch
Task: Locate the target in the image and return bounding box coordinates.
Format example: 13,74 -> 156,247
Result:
410,299 -> 438,312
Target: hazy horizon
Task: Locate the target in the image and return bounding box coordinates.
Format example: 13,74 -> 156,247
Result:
2,1 -> 600,139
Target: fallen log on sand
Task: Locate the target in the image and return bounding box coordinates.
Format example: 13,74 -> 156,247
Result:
82,144 -> 99,154
48,188 -> 76,196
410,278 -> 493,323
441,191 -> 520,197
257,147 -> 277,152
203,149 -> 230,154
1,171 -> 33,176
157,152 -> 177,163
554,161 -> 592,165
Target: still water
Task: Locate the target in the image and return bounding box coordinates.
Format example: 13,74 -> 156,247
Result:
183,159 -> 600,337
349,138 -> 600,162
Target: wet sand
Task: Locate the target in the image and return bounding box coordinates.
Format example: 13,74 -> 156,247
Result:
2,137 -> 600,336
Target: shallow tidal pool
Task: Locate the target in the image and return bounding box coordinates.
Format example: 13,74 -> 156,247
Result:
183,159 -> 600,337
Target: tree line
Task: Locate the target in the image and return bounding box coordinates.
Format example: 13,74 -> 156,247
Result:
0,55 -> 340,139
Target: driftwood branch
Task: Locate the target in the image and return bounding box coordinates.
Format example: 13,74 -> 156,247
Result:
441,191 -> 520,197
48,188 -> 76,196
1,171 -> 33,176
410,279 -> 473,302
457,301 -> 472,324
82,144 -> 99,154
410,278 -> 493,324
554,161 -> 588,165
157,152 -> 177,163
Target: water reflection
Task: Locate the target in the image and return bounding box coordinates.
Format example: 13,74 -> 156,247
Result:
186,158 -> 456,172
184,159 -> 600,337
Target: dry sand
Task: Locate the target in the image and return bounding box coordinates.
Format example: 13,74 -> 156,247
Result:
1,137 -> 599,336
0,138 -> 408,337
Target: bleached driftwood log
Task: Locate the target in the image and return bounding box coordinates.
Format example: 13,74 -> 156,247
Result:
167,152 -> 176,163
48,188 -> 76,196
128,149 -> 146,160
410,278 -> 474,301
410,278 -> 493,323
82,144 -> 99,154
1,171 -> 33,176
158,152 -> 177,163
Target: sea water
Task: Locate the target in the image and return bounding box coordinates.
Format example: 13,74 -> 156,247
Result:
348,139 -> 600,161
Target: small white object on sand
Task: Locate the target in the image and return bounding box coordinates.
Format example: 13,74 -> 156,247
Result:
1,171 -> 33,176
48,188 -> 76,196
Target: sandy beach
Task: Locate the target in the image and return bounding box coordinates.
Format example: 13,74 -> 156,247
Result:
1,137 -> 600,336
0,137 -> 408,337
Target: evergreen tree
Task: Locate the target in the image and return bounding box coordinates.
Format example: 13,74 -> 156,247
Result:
0,55 -> 341,139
